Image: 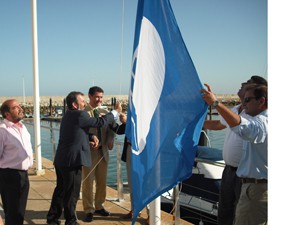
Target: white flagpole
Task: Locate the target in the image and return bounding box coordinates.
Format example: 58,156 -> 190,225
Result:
31,0 -> 44,175
22,76 -> 26,105
149,197 -> 161,225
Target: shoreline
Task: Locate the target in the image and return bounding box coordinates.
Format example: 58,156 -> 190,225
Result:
0,95 -> 129,105
0,94 -> 239,105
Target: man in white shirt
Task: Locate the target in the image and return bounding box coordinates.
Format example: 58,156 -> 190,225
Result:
0,99 -> 33,225
203,75 -> 267,225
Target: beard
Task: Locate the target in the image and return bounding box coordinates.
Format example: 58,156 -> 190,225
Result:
13,111 -> 24,122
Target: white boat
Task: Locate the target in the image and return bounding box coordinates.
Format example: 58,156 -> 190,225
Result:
161,146 -> 224,225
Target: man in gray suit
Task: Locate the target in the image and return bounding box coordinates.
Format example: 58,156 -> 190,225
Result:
46,91 -> 121,225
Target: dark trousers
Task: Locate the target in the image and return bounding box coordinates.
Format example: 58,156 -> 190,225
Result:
218,165 -> 241,225
0,168 -> 29,225
47,166 -> 82,225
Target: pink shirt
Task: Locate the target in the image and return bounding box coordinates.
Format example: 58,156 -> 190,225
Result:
0,119 -> 33,170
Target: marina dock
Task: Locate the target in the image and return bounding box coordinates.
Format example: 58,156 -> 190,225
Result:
0,157 -> 192,225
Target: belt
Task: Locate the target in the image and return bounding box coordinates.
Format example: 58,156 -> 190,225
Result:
227,165 -> 237,171
0,168 -> 28,173
240,178 -> 267,184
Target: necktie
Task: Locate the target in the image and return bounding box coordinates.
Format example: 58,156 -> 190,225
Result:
94,108 -> 102,143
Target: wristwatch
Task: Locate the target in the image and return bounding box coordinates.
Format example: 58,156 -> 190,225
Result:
212,100 -> 219,108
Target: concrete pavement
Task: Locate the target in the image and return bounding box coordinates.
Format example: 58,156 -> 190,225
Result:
0,157 -> 192,225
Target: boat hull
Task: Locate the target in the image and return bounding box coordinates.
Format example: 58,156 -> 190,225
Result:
161,146 -> 224,225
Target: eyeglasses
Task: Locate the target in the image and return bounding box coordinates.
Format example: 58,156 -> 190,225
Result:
244,96 -> 257,103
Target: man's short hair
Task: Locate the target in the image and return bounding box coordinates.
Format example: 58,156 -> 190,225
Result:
250,75 -> 268,86
88,86 -> 104,96
66,91 -> 84,110
0,100 -> 11,118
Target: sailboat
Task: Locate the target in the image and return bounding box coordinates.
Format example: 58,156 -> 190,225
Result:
161,134 -> 225,225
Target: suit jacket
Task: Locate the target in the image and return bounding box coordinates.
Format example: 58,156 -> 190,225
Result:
54,109 -> 115,167
85,104 -> 126,162
121,137 -> 129,162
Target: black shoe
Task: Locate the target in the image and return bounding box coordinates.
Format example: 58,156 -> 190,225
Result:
95,208 -> 110,216
65,221 -> 79,225
122,210 -> 133,219
46,218 -> 61,225
84,213 -> 93,222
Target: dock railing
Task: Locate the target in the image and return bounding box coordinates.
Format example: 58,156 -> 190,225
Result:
21,120 -> 224,224
22,120 -> 126,201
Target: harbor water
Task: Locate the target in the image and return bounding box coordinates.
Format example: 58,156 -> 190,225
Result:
23,115 -> 226,186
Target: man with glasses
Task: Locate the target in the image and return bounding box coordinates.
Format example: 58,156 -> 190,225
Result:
201,83 -> 268,225
203,75 -> 267,225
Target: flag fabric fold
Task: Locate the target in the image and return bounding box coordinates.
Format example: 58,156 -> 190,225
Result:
125,0 -> 208,222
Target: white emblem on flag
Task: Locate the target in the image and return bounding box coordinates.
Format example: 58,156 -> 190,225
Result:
131,17 -> 165,155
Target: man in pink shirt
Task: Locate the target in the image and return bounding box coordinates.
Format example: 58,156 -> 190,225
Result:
0,99 -> 33,225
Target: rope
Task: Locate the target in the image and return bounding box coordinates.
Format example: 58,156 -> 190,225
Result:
81,149 -> 106,183
201,130 -> 211,147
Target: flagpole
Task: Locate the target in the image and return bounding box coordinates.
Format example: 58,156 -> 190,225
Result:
31,0 -> 44,175
149,197 -> 161,225
22,76 -> 26,105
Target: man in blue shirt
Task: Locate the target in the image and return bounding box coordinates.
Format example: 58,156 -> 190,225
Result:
201,83 -> 268,225
203,75 -> 267,225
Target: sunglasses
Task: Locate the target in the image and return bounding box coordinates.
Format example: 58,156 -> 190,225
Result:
244,96 -> 257,103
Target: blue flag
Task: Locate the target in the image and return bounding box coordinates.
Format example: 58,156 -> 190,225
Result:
125,0 -> 208,222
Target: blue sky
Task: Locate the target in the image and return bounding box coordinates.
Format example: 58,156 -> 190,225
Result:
0,0 -> 267,96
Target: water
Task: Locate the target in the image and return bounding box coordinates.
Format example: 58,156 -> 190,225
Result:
205,115 -> 226,150
22,115 -> 226,186
23,119 -> 130,186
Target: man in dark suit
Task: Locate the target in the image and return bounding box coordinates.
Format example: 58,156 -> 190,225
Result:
46,91 -> 121,225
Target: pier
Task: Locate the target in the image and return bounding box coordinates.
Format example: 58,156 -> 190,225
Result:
0,157 -> 192,225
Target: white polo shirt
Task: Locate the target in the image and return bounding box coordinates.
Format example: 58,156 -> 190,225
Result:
220,105 -> 251,167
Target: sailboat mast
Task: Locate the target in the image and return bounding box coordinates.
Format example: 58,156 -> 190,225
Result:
22,76 -> 26,105
119,0 -> 124,94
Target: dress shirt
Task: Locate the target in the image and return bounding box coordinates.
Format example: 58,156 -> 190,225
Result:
232,110 -> 268,179
85,104 -> 119,139
220,105 -> 251,167
110,109 -> 119,120
0,119 -> 33,170
87,104 -> 119,120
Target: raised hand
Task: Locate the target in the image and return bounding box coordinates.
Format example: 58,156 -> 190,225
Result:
114,102 -> 122,114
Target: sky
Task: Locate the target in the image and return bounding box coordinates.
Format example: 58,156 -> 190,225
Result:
0,0 -> 268,97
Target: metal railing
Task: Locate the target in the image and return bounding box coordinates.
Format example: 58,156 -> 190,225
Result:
22,120 -> 126,201
20,120 -> 224,224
